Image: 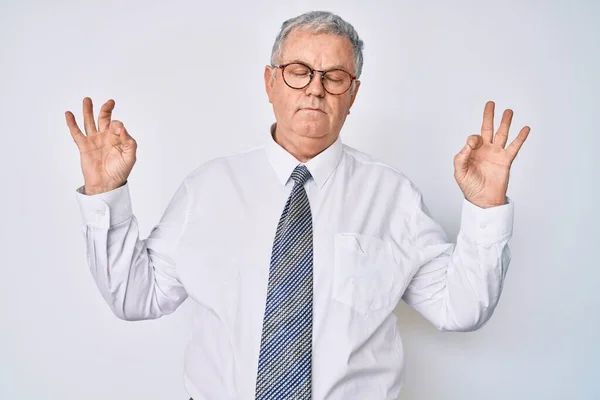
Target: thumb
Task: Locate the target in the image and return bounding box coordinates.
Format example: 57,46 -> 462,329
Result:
118,125 -> 128,141
454,144 -> 472,177
117,125 -> 137,156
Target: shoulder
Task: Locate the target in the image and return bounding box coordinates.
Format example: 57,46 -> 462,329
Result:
183,143 -> 266,184
341,143 -> 421,197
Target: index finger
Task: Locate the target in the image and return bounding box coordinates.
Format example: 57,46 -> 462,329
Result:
97,99 -> 116,132
481,100 -> 495,143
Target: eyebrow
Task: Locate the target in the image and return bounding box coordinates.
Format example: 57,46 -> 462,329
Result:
284,59 -> 351,72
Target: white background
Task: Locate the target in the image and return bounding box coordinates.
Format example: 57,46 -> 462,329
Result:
1,0 -> 598,399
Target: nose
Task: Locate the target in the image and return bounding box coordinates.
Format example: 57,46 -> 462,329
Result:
305,72 -> 325,97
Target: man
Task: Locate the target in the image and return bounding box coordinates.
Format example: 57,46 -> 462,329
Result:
66,10 -> 530,400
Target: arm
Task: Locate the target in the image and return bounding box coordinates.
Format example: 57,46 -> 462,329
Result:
402,100 -> 529,331
401,189 -> 514,332
75,180 -> 189,321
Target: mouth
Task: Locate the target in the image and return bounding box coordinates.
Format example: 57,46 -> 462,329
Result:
299,107 -> 326,114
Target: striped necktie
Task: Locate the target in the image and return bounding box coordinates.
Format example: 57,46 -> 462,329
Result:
255,165 -> 313,400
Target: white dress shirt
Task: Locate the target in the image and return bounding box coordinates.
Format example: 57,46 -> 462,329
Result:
75,123 -> 514,400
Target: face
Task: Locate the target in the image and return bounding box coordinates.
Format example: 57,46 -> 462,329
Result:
264,29 -> 361,159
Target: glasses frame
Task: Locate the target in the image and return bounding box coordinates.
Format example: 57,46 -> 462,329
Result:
272,62 -> 357,95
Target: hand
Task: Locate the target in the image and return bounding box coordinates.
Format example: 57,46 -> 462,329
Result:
453,101 -> 530,208
66,97 -> 137,195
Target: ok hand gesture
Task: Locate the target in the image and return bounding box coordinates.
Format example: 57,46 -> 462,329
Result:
453,101 -> 531,208
66,97 -> 137,195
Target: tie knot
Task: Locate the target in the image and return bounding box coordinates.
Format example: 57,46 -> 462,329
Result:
291,165 -> 312,186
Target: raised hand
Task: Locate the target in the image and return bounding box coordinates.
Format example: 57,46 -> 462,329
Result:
66,97 -> 137,195
453,101 -> 530,208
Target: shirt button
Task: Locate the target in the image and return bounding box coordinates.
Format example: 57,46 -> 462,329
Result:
480,223 -> 487,229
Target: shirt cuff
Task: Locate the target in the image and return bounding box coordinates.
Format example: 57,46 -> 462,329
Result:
75,182 -> 133,229
459,196 -> 514,245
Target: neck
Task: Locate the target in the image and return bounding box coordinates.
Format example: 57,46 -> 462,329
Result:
272,124 -> 336,162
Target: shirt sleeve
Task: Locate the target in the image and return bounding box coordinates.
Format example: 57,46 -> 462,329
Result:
75,180 -> 189,321
400,188 -> 514,332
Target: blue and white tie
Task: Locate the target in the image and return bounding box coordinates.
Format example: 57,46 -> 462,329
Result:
255,165 -> 313,400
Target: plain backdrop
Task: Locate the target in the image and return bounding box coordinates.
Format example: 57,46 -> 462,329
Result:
1,0 -> 598,399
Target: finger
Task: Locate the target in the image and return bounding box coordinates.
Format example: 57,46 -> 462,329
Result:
110,120 -> 136,151
97,99 -> 116,132
454,143 -> 472,178
506,126 -> 531,161
82,97 -> 98,136
109,120 -> 125,137
65,111 -> 86,148
112,121 -> 137,155
494,109 -> 513,148
466,134 -> 483,150
119,123 -> 137,153
481,100 -> 495,143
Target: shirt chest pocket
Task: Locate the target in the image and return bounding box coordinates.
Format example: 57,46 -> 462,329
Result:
331,233 -> 400,315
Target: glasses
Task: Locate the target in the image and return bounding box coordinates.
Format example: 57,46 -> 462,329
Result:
272,62 -> 357,95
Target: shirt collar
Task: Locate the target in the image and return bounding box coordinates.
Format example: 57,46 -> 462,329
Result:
265,122 -> 344,188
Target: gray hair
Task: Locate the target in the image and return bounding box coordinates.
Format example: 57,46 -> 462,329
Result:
270,11 -> 365,82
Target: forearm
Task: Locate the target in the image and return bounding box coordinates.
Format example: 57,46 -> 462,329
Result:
83,217 -> 170,320
401,193 -> 514,332
76,182 -> 188,321
405,234 -> 511,332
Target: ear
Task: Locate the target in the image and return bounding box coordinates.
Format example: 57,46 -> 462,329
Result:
348,80 -> 361,110
264,65 -> 276,104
